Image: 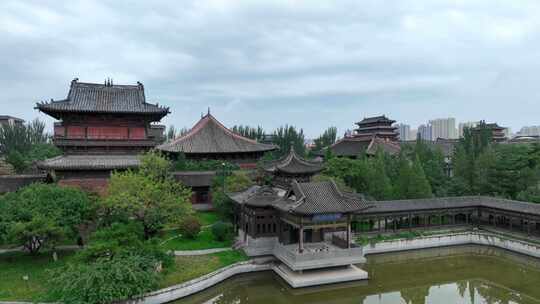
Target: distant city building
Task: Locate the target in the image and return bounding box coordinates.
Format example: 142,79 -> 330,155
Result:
458,121 -> 478,138
409,129 -> 418,140
396,123 -> 411,141
517,126 -> 540,137
417,124 -> 432,140
429,118 -> 457,140
0,115 -> 24,127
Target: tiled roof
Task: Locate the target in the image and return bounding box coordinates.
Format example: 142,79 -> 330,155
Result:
263,146 -> 324,174
361,196 -> 540,216
228,180 -> 369,214
365,137 -> 401,156
36,79 -> 169,119
0,115 -> 24,122
158,113 -> 277,154
329,138 -> 372,157
356,115 -> 396,125
330,137 -> 400,157
172,171 -> 216,187
229,185 -> 286,208
38,154 -> 140,170
282,181 -> 371,215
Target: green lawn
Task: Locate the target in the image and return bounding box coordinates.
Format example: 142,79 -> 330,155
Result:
160,228 -> 233,251
0,250 -> 75,301
196,211 -> 220,226
0,249 -> 248,301
159,250 -> 248,288
160,211 -> 233,251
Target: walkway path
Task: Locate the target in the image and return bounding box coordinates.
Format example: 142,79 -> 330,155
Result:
173,247 -> 232,256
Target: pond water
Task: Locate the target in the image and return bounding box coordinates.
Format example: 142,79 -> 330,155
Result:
175,245 -> 540,304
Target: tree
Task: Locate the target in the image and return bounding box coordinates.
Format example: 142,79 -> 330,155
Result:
212,171 -> 254,221
232,125 -> 265,141
394,154 -> 432,199
364,150 -> 394,200
104,152 -> 192,239
0,184 -> 94,253
48,254 -> 161,304
271,125 -> 306,157
105,172 -> 191,239
0,118 -> 60,173
313,126 -> 338,153
407,154 -> 433,199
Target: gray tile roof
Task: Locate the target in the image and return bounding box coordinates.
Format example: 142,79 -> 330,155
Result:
330,138 -> 371,157
172,171 -> 216,187
38,154 -> 140,170
356,115 -> 396,125
228,180 -> 370,214
365,137 -> 401,156
0,115 -> 24,122
36,79 -> 169,119
263,147 -> 324,174
229,185 -> 286,208
158,113 -> 277,154
283,181 -> 372,215
362,196 -> 540,216
330,137 -> 400,157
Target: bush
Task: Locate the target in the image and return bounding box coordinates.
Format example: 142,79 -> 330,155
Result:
179,216 -> 201,239
211,221 -> 233,242
47,254 -> 160,304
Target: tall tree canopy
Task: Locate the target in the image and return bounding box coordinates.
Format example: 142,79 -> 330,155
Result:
0,184 -> 94,253
104,151 -> 192,239
0,119 -> 60,172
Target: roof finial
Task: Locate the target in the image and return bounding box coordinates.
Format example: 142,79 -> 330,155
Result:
290,141 -> 295,153
207,107 -> 210,116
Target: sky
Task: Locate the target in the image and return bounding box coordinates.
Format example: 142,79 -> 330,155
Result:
1,0 -> 540,138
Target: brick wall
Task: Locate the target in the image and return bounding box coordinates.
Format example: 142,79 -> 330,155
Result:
0,175 -> 46,194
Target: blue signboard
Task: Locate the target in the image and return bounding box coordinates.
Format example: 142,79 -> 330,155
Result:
312,213 -> 342,222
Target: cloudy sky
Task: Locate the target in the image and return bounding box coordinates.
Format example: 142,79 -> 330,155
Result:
1,0 -> 540,138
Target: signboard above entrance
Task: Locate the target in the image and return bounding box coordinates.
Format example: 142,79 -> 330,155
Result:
312,213 -> 342,222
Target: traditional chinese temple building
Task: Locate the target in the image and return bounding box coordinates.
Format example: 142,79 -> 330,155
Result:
158,111 -> 277,169
262,146 -> 324,188
36,78 -> 169,192
353,115 -> 399,141
228,147 -> 370,287
327,115 -> 401,159
472,122 -> 507,142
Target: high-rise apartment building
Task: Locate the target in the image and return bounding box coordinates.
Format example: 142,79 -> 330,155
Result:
517,126 -> 540,137
396,123 -> 411,141
429,118 -> 457,140
418,124 -> 432,140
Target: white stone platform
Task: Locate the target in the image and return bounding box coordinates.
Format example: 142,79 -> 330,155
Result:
273,263 -> 368,288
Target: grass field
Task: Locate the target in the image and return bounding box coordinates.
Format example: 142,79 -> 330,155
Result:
0,251 -> 75,301
159,250 -> 248,288
160,211 -> 233,251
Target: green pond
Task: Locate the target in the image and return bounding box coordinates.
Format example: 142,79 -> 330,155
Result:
175,245 -> 540,304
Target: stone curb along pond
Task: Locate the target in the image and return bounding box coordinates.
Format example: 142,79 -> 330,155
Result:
4,230 -> 540,304
124,229 -> 540,304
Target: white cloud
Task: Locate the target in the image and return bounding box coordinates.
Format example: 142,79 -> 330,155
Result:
1,0 -> 540,137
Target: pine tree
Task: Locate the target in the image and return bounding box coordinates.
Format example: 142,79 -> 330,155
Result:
407,154 -> 433,199
365,150 -> 394,200
394,155 -> 412,199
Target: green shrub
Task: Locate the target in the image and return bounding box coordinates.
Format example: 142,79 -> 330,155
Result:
179,216 -> 201,239
211,221 -> 233,242
47,254 -> 160,304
